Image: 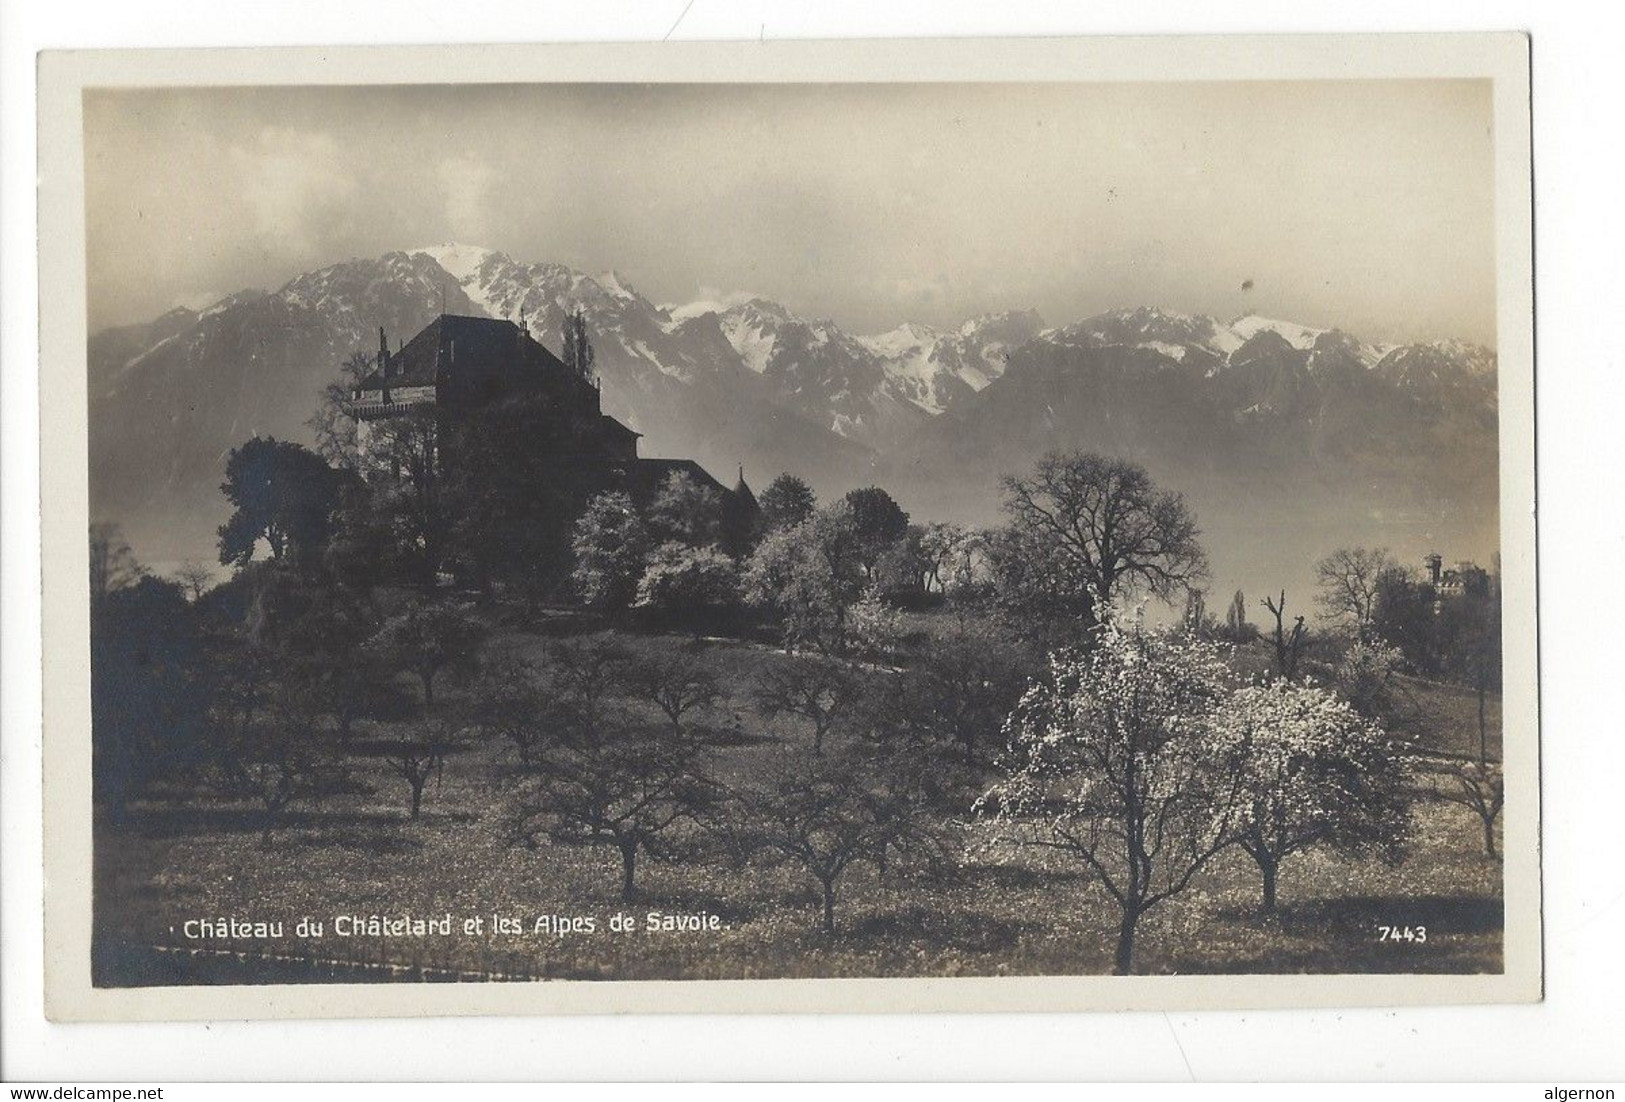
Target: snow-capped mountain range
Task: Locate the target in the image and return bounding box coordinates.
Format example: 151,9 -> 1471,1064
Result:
89,244 -> 1499,585
403,243 -> 1045,441
403,244 -> 1493,438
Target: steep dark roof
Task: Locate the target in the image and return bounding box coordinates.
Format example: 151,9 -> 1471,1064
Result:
732,468 -> 759,511
631,457 -> 732,500
600,415 -> 641,441
356,314 -> 578,392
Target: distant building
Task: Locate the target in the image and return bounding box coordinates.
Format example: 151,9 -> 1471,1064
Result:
346,312 -> 757,548
1423,552 -> 1491,600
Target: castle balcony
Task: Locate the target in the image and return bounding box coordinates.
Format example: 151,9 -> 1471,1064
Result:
347,391 -> 438,421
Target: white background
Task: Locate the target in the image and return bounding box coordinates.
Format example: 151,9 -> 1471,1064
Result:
3,0 -> 1621,1083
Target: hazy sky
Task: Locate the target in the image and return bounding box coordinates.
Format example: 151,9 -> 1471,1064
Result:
84,80 -> 1495,344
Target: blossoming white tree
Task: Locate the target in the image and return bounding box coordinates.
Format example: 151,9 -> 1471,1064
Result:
978,624 -> 1243,974
1217,682 -> 1412,912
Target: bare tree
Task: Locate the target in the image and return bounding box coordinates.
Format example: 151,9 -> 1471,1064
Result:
367,602 -> 484,706
541,636 -> 632,742
753,660 -> 858,755
213,675 -> 345,846
512,723 -> 718,900
1000,451 -> 1208,631
384,715 -> 461,820
469,654 -> 552,765
879,620 -> 1031,767
1260,591 -> 1308,680
310,349 -> 376,468
1314,547 -> 1396,636
1433,760 -> 1505,857
89,522 -> 144,616
731,748 -> 927,936
172,560 -> 215,603
627,647 -> 721,740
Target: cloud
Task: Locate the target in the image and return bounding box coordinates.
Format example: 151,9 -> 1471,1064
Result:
883,272 -> 958,312
662,286 -> 766,320
172,288 -> 225,312
436,155 -> 497,243
227,127 -> 357,259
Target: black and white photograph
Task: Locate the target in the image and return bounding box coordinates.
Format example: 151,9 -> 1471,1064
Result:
34,34 -> 1538,1019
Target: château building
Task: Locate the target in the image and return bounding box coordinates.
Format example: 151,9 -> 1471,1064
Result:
348,314 -> 640,471
346,312 -> 757,534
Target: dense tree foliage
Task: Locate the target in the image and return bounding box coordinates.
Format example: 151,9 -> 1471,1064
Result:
757,473 -> 817,533
742,503 -> 864,653
309,349 -> 374,469
571,491 -> 652,612
915,522 -> 982,596
217,437 -> 341,570
1222,589 -> 1256,643
649,472 -> 727,549
560,308 -> 596,381
634,542 -> 740,630
1330,637 -> 1405,725
891,619 -> 1032,767
91,574 -> 210,822
93,350 -> 1508,981
843,486 -> 911,583
1371,566 -> 1442,673
355,413 -> 450,583
1438,579 -> 1503,761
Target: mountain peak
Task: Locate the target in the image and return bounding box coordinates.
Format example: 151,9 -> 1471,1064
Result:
958,308 -> 1045,341
595,269 -> 639,300
858,321 -> 939,361
1227,313 -> 1326,351
412,243 -> 501,282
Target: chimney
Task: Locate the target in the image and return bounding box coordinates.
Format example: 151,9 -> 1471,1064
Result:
378,326 -> 390,378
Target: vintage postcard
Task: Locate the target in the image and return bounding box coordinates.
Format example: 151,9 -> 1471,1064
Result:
38,33 -> 1538,1020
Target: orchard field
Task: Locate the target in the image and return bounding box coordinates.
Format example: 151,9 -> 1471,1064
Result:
93,621 -> 1504,986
